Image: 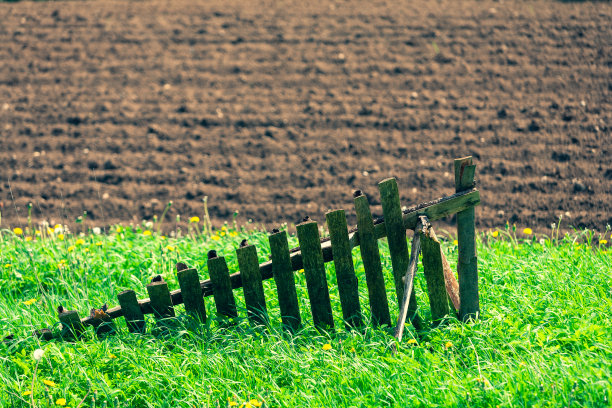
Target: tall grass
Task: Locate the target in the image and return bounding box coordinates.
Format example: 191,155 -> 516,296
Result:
1,223 -> 610,407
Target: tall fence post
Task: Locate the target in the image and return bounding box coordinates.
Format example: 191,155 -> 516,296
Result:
454,156 -> 479,321
269,230 -> 301,331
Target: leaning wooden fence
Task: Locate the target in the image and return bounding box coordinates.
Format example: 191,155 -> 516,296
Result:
43,156 -> 480,341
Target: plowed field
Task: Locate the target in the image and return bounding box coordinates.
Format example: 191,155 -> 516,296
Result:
1,0 -> 610,233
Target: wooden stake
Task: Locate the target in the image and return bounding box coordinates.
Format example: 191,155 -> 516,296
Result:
117,290 -> 146,333
419,220 -> 451,325
237,244 -> 268,326
269,230 -> 301,331
379,178 -> 423,330
393,217 -> 425,342
58,310 -> 85,340
326,209 -> 363,329
177,268 -> 207,323
297,220 -> 334,331
207,255 -> 238,319
454,156 -> 479,321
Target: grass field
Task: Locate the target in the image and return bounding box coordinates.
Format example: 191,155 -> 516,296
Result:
1,221 -> 611,407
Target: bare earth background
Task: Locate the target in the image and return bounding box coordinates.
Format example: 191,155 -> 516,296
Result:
0,0 -> 610,233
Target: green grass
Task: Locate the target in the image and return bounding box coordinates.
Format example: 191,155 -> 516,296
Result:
0,222 -> 611,407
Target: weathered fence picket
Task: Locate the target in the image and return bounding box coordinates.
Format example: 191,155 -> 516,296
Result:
25,157 -> 482,344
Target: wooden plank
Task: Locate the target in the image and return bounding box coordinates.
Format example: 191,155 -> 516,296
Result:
269,230 -> 301,331
207,254 -> 238,319
77,189 -> 480,326
117,290 -> 146,333
455,156 -> 479,321
177,268 -> 207,323
419,223 -> 451,325
326,209 -> 363,329
296,220 -> 334,331
237,244 -> 268,326
354,193 -> 391,327
378,178 -> 423,330
58,309 -> 85,340
146,280 -> 175,320
393,221 -> 422,342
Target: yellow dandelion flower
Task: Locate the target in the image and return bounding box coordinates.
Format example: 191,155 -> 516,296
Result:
83,248 -> 89,253
35,230 -> 41,235
96,242 -> 103,246
444,341 -> 453,349
47,227 -> 54,235
211,235 -> 220,241
322,343 -> 332,351
116,226 -> 123,233
230,231 -> 238,237
109,353 -> 117,359
491,231 -> 499,238
25,236 -> 33,242
4,264 -> 12,268
222,225 -> 227,231
161,235 -> 166,240
55,398 -> 66,406
453,239 -> 458,246
523,228 -> 533,235
349,346 -> 356,352
166,245 -> 175,252
143,230 -> 152,236
228,401 -> 238,407
57,233 -> 65,241
43,379 -> 57,387
250,399 -> 262,407
67,246 -> 75,252
23,298 -> 37,306
54,224 -> 62,232
220,231 -> 226,236
189,216 -> 200,223
75,238 -> 85,246
407,338 -> 418,345
22,391 -> 32,396
600,239 -> 608,245
243,403 -> 253,408
14,227 -> 23,235
298,269 -> 304,273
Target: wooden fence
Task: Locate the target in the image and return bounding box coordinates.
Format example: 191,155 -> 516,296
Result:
46,156 -> 480,341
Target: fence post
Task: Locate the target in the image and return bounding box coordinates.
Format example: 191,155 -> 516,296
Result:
379,178 -> 423,329
296,220 -> 335,331
353,192 -> 391,327
269,230 -> 301,331
177,268 -> 207,323
146,280 -> 175,320
454,156 -> 479,321
326,209 -> 363,329
237,244 -> 268,326
117,290 -> 146,333
58,309 -> 85,340
207,254 -> 238,320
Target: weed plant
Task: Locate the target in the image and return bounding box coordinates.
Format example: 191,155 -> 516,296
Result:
0,222 -> 610,407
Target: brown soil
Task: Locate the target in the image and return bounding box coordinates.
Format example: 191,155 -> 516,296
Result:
0,0 -> 610,234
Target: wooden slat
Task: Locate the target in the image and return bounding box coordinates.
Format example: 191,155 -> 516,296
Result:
117,290 -> 146,333
420,224 -> 451,325
177,268 -> 207,323
77,188 -> 480,326
146,281 -> 175,320
393,223 -> 422,342
378,178 -> 423,330
269,230 -> 301,331
455,157 -> 479,321
237,244 -> 268,326
207,255 -> 238,319
354,193 -> 391,327
326,209 -> 363,329
296,220 -> 334,331
58,310 -> 85,340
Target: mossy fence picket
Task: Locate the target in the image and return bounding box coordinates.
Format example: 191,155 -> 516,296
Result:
41,157 -> 481,342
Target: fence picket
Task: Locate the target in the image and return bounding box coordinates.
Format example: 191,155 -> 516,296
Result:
237,244 -> 268,326
146,280 -> 175,320
58,310 -> 85,340
117,290 -> 146,333
269,230 -> 301,331
454,156 -> 479,321
207,255 -> 238,319
177,268 -> 207,323
296,220 -> 334,331
378,178 -> 423,330
420,226 -> 451,325
326,209 -> 363,329
353,193 -> 391,327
